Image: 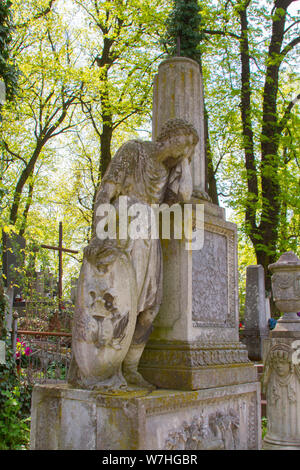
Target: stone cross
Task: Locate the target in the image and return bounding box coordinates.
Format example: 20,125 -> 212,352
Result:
2,231 -> 26,330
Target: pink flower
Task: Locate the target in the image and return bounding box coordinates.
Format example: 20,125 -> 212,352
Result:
25,347 -> 32,356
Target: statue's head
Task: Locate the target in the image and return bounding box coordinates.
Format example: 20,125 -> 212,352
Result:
269,347 -> 293,378
156,118 -> 199,168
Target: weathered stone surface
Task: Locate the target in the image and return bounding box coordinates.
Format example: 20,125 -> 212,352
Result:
192,231 -> 228,326
30,382 -> 261,450
0,340 -> 5,365
262,251 -> 300,450
139,200 -> 250,389
68,119 -> 199,391
140,341 -> 256,390
152,57 -> 206,195
243,265 -> 270,361
145,201 -> 239,344
262,338 -> 300,450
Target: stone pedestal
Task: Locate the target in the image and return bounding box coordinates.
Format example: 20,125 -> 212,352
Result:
262,252 -> 300,450
243,265 -> 270,361
139,199 -> 257,390
30,382 -> 261,450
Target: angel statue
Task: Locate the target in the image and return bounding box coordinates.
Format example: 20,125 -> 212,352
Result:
67,118 -> 199,391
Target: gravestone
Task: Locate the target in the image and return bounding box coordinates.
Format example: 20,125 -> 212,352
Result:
140,58 -> 259,393
30,57 -> 261,450
152,57 -> 206,196
70,277 -> 78,304
0,340 -> 5,364
2,231 -> 26,330
44,271 -> 56,298
2,231 -> 26,292
35,271 -> 45,298
243,265 -> 270,361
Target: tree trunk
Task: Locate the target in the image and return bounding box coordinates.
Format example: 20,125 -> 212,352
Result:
9,143 -> 43,225
205,106 -> 219,205
239,4 -> 258,238
239,1 -> 290,290
258,3 -> 288,272
19,175 -> 34,237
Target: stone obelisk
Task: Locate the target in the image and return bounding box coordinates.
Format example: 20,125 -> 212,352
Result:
152,57 -> 206,195
140,57 -> 260,398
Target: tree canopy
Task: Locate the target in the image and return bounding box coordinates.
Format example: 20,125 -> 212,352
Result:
0,0 -> 19,101
0,0 -> 299,304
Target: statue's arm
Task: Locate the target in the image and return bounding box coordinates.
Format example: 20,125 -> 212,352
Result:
95,181 -> 118,207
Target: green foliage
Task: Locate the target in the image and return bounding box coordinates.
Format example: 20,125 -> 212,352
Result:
0,275 -> 8,335
261,417 -> 268,441
0,336 -> 32,449
0,386 -> 31,450
46,360 -> 66,380
163,0 -> 203,62
0,0 -> 19,100
201,0 -> 300,280
0,0 -> 299,316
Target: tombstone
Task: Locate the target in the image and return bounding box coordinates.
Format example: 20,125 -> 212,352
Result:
262,252 -> 300,450
2,231 -> 26,292
44,270 -> 56,298
30,57 -> 261,450
2,231 -> 26,329
48,310 -> 61,332
70,277 -> 78,304
243,265 -> 270,361
34,271 -> 45,298
0,339 -> 5,364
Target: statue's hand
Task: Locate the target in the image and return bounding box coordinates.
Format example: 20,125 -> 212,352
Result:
192,188 -> 212,202
83,237 -> 104,261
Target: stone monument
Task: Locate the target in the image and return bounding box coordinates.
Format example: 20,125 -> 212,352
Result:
30,57 -> 261,450
2,231 -> 26,330
243,265 -> 270,361
262,251 -> 300,450
139,58 -> 259,394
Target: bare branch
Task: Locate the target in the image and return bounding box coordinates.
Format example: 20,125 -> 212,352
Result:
278,93 -> 300,134
16,0 -> 57,29
202,29 -> 241,40
2,141 -> 27,166
281,35 -> 300,58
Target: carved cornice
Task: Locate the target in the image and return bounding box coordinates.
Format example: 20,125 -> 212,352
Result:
140,345 -> 250,368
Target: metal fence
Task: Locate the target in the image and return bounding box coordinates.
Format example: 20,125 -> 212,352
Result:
12,315 -> 72,385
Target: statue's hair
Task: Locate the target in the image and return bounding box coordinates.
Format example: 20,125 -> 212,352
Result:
156,118 -> 199,146
269,349 -> 290,362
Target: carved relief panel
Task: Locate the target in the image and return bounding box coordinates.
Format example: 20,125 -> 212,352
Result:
192,223 -> 236,329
